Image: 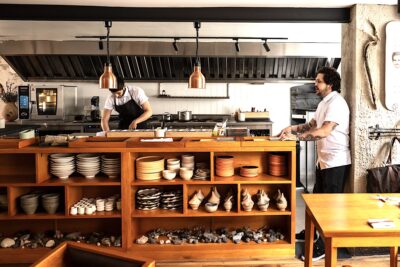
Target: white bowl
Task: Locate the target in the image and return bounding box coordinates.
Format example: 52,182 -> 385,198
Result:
167,158 -> 180,165
179,167 -> 193,180
162,170 -> 177,180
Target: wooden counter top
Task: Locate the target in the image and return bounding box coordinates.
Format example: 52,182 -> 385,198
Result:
0,137 -> 295,153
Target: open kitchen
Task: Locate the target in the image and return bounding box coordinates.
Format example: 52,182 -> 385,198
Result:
0,2 -> 400,267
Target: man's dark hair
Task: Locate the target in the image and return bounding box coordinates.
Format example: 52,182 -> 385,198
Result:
317,67 -> 341,93
117,76 -> 125,90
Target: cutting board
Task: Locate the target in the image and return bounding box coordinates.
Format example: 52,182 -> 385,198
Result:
0,137 -> 38,148
68,137 -> 130,148
106,131 -> 154,138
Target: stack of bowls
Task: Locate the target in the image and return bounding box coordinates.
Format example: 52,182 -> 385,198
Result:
20,193 -> 39,215
240,165 -> 259,177
268,153 -> 287,176
41,193 -> 60,214
166,158 -> 180,173
215,156 -> 235,177
136,156 -> 164,181
181,155 -> 195,169
49,154 -> 75,180
101,154 -> 121,179
77,154 -> 100,179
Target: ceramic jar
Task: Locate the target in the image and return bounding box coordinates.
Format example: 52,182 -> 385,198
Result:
257,189 -> 270,211
241,189 -> 254,211
274,189 -> 288,211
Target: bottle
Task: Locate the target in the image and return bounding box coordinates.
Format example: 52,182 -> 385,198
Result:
212,125 -> 219,137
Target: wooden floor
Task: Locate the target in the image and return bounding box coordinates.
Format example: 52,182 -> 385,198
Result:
157,255 -> 396,267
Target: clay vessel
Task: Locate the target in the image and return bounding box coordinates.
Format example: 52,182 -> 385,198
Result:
257,189 -> 270,211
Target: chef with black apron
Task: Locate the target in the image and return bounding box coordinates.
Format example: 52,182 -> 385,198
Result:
101,78 -> 152,131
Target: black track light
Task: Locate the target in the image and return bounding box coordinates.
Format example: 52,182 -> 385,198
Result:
98,39 -> 104,50
263,39 -> 271,52
173,38 -> 179,52
234,38 -> 240,52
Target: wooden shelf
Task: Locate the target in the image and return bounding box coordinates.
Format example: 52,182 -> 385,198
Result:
239,205 -> 291,216
214,174 -> 291,184
6,212 -> 66,220
186,206 -> 238,217
66,210 -> 122,218
0,175 -> 35,185
132,179 -> 210,186
132,208 -> 182,218
0,139 -> 296,263
42,175 -> 121,186
0,247 -> 51,264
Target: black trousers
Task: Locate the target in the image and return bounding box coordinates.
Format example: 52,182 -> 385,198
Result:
313,164 -> 351,193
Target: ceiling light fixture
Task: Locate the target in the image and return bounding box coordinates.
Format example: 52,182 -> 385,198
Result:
188,21 -> 205,89
234,38 -> 240,52
99,20 -> 117,89
98,39 -> 104,50
263,39 -> 271,52
173,38 -> 179,52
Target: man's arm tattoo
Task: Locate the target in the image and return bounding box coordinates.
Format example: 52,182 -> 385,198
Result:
296,122 -> 313,133
297,134 -> 323,141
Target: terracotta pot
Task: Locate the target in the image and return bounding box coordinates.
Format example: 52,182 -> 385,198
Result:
2,102 -> 18,122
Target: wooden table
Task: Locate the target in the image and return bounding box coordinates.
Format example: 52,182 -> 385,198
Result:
303,194 -> 400,267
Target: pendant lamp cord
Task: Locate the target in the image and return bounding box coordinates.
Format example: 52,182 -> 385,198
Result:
105,20 -> 112,65
194,21 -> 200,66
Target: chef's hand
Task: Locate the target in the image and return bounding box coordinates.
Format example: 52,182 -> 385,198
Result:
129,120 -> 138,130
278,126 -> 292,139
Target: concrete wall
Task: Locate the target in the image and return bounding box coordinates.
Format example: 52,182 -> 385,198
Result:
342,4 -> 400,193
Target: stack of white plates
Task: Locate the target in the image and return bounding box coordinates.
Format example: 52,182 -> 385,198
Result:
77,154 -> 100,179
101,154 -> 121,179
49,154 -> 75,180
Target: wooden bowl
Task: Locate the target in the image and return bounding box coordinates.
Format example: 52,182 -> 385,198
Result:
240,165 -> 259,177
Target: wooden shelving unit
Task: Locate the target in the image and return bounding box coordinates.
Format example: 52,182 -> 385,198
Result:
0,139 -> 296,263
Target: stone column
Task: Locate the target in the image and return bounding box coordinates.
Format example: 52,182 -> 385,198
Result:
342,4 -> 400,192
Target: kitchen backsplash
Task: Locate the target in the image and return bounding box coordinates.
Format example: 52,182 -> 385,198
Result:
1,56 -> 303,135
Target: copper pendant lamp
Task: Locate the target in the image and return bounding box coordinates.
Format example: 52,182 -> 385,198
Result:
99,20 -> 117,89
188,21 -> 206,89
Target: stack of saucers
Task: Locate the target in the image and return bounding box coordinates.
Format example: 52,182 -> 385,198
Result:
77,154 -> 100,179
160,190 -> 183,210
49,154 -> 75,180
101,154 -> 121,179
136,188 -> 161,210
193,162 -> 210,180
20,193 -> 39,215
41,193 -> 60,214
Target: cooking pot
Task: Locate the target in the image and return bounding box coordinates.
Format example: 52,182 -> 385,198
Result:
163,112 -> 172,122
178,110 -> 192,121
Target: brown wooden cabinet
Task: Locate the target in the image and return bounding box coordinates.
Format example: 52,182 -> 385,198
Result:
0,139 -> 296,263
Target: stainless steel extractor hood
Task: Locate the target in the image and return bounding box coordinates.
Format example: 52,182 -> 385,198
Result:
0,40 -> 340,82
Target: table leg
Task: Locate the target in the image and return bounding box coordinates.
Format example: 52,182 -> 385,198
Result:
305,208 -> 315,267
324,238 -> 337,267
390,246 -> 398,267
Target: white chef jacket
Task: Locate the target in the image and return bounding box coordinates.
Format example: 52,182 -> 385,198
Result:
313,91 -> 351,169
104,85 -> 149,110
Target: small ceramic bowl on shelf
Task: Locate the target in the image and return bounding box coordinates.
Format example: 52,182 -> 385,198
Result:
205,202 -> 218,213
162,170 -> 177,180
179,167 -> 193,180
